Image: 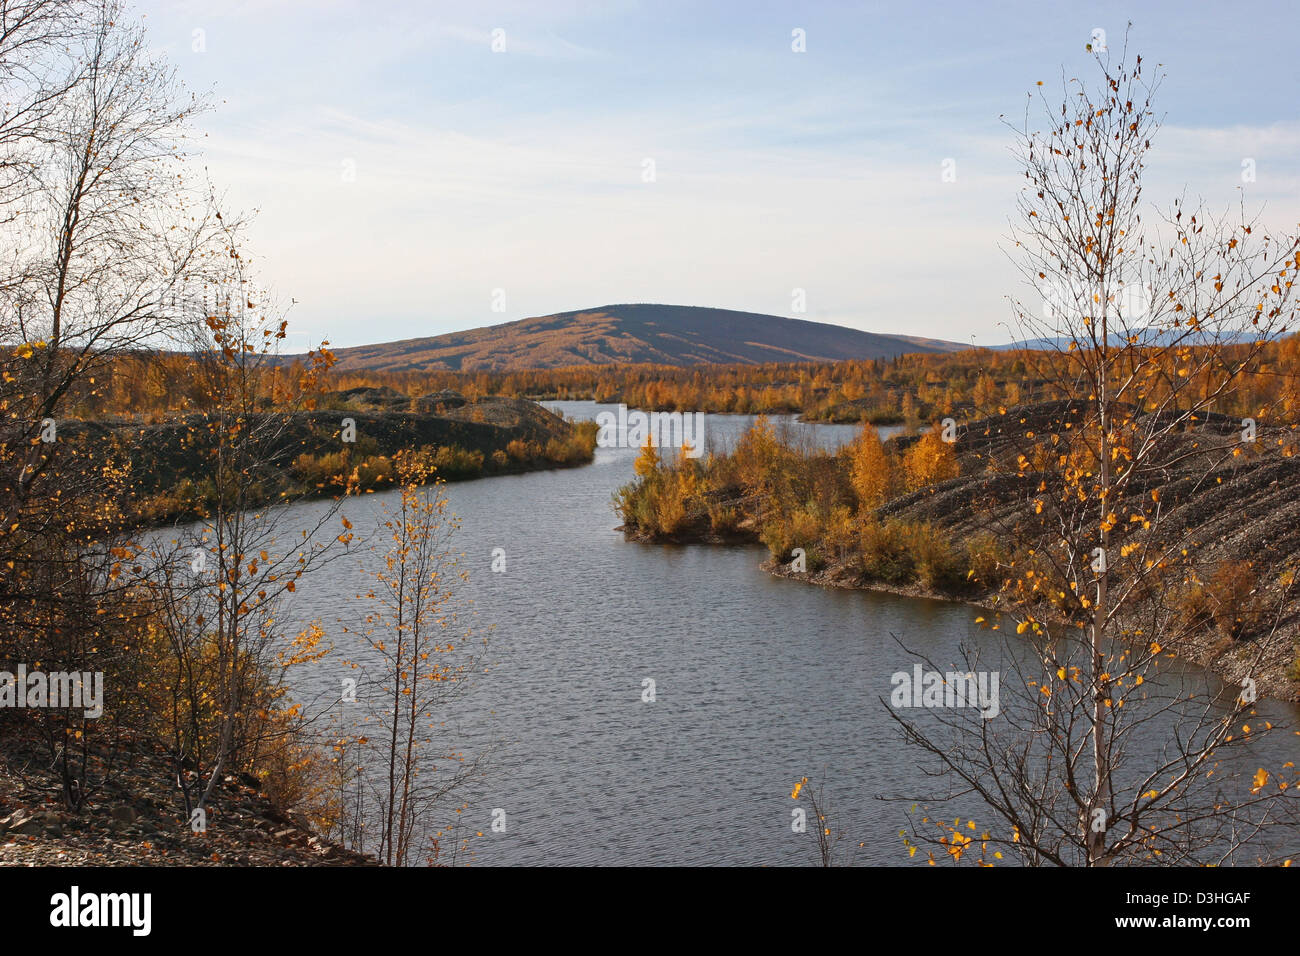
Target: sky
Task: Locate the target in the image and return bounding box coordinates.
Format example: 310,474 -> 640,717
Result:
132,0 -> 1300,351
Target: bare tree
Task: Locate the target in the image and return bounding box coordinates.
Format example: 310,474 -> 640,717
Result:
0,0 -> 89,224
1,0 -> 223,520
0,0 -> 228,807
0,1 -> 361,830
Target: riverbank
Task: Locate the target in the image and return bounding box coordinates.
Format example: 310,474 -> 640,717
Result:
762,558 -> 1299,703
59,392 -> 599,529
0,722 -> 376,867
615,403 -> 1300,703
619,517 -> 1298,702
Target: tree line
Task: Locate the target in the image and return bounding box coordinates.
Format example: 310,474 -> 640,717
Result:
53,335 -> 1300,429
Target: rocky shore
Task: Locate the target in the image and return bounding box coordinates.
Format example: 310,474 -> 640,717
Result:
761,558 -> 1298,704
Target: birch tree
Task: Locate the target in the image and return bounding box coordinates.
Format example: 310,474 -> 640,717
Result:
891,36 -> 1300,866
342,453 -> 484,866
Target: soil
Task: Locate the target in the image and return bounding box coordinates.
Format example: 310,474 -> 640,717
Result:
0,723 -> 376,867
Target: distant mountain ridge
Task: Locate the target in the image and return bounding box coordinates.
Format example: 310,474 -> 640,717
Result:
990,328 -> 1270,351
310,304 -> 967,372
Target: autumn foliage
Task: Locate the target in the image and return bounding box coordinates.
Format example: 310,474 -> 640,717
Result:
902,427 -> 960,491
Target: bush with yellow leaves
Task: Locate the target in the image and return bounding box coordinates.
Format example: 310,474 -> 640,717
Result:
902,427 -> 960,491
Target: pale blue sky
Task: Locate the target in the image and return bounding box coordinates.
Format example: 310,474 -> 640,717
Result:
134,0 -> 1300,350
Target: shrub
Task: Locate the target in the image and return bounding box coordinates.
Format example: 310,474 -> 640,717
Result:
1209,561 -> 1260,639
857,518 -> 916,584
789,504 -> 826,551
355,454 -> 393,487
761,504 -> 828,570
1176,559 -> 1261,640
431,445 -> 484,479
902,427 -> 960,490
965,530 -> 1007,590
708,502 -> 741,534
733,417 -> 783,496
652,472 -> 689,535
759,510 -> 796,560
543,432 -> 596,465
292,449 -> 349,487
846,423 -> 892,510
823,505 -> 857,565
906,522 -> 964,591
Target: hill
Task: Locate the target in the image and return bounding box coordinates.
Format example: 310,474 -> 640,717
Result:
310,304 -> 966,371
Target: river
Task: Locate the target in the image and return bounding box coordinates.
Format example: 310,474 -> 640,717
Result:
255,402 -> 1297,865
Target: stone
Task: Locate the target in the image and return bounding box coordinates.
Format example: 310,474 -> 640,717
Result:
0,807 -> 34,835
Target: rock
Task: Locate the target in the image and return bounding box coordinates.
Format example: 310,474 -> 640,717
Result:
0,807 -> 34,835
413,389 -> 467,412
308,837 -> 337,859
